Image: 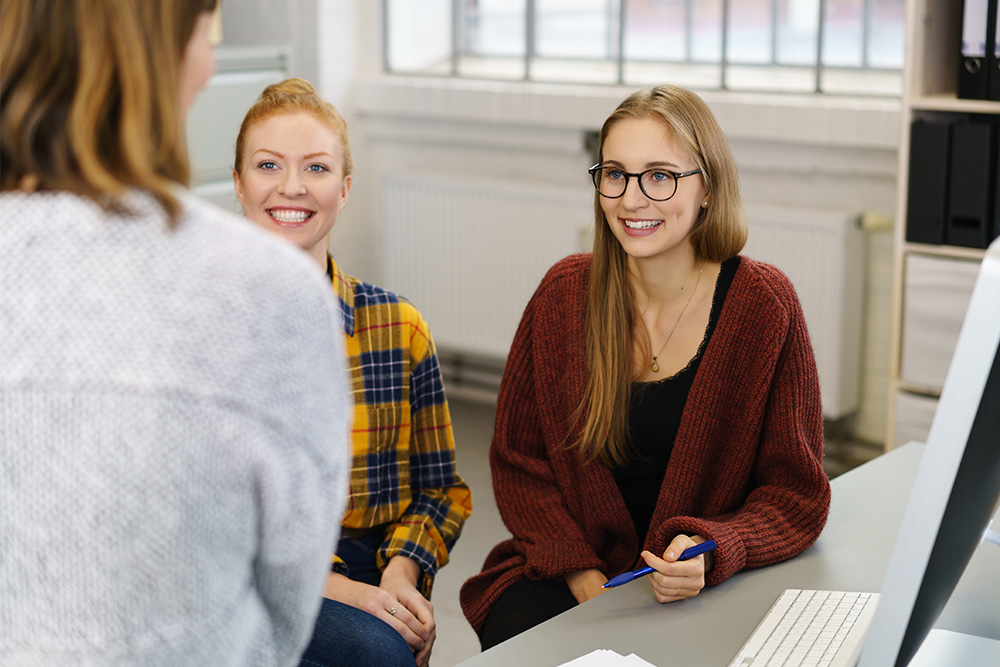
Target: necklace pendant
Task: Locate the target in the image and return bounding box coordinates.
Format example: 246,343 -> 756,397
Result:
650,358 -> 660,373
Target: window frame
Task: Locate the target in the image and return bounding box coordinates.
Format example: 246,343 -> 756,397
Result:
382,0 -> 904,98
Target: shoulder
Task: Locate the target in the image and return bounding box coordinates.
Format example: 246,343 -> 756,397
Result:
544,252 -> 591,283
349,274 -> 408,309
1,189 -> 103,239
533,253 -> 591,302
506,254 -> 590,349
348,275 -> 427,329
176,191 -> 309,269
175,191 -> 333,307
3,188 -> 346,426
180,188 -> 342,329
172,190 -> 344,363
345,273 -> 437,358
175,195 -> 348,425
731,255 -> 802,314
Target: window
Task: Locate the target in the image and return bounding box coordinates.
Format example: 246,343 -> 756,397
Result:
384,0 -> 904,96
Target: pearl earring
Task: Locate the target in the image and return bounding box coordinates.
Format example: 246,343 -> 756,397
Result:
702,201 -> 709,208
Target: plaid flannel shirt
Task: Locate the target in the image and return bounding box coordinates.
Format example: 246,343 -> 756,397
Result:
328,256 -> 472,596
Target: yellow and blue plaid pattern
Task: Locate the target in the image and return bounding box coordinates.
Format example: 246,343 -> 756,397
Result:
329,257 -> 472,595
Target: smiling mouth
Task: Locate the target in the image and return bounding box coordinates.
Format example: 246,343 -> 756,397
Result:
267,208 -> 315,227
623,218 -> 663,230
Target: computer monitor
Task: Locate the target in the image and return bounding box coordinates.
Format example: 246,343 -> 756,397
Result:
857,238 -> 1000,667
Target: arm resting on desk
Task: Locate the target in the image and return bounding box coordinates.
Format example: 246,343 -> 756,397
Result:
647,261 -> 831,586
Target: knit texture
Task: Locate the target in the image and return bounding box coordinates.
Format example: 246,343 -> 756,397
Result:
0,190 -> 351,666
460,253 -> 830,634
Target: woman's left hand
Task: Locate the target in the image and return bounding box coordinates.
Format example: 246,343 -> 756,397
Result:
640,534 -> 713,604
380,555 -> 436,667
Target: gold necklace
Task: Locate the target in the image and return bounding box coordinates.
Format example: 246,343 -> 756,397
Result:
649,266 -> 703,373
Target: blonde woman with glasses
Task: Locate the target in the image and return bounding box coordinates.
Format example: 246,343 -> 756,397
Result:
461,85 -> 831,649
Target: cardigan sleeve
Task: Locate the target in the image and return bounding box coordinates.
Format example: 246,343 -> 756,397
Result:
487,270 -> 607,580
652,262 -> 831,585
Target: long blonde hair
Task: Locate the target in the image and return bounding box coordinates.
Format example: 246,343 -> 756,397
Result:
573,85 -> 748,467
0,0 -> 218,224
234,78 -> 353,178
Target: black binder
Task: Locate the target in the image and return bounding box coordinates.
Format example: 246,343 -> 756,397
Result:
946,121 -> 997,249
960,0 -> 993,100
905,121 -> 951,245
994,129 -> 1000,242
991,1 -> 1000,100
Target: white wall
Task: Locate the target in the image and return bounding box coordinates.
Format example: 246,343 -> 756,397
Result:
220,0 -> 320,84
220,0 -> 899,445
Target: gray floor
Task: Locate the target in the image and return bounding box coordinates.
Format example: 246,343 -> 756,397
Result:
429,397 -> 880,667
433,398 -> 504,667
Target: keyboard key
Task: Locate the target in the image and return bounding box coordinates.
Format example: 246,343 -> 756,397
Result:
728,589 -> 880,667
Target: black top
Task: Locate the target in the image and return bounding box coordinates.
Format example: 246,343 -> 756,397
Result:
613,256 -> 740,545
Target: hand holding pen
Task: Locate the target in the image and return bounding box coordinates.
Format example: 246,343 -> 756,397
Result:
603,539 -> 717,592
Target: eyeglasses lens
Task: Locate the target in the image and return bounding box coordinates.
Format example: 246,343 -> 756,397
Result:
594,168 -> 676,200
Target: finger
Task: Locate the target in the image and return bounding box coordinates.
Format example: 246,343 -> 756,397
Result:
640,549 -> 668,571
396,586 -> 435,626
653,585 -> 696,604
369,589 -> 423,638
382,605 -> 426,651
651,572 -> 703,597
391,604 -> 430,645
399,603 -> 431,641
648,568 -> 706,602
414,628 -> 435,667
640,549 -> 698,578
663,534 -> 699,562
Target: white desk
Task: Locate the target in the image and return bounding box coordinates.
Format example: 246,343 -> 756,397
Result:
457,443 -> 1000,666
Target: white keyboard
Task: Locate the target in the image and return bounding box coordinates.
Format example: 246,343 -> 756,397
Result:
728,589 -> 880,667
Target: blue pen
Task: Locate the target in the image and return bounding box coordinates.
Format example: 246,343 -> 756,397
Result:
602,539 -> 717,588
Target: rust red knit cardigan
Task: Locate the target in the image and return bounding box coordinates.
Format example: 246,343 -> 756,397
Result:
460,253 -> 831,635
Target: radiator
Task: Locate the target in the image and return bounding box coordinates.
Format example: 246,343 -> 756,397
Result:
742,204 -> 864,419
383,173 -> 863,419
383,172 -> 593,361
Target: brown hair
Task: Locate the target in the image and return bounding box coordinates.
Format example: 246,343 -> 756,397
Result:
574,85 -> 748,467
234,77 -> 353,178
0,0 -> 219,224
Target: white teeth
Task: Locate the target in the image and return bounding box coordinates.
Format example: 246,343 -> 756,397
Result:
269,209 -> 310,223
624,219 -> 662,230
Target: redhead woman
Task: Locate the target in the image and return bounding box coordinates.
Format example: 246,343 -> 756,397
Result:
1,2 -> 350,665
460,85 -> 831,649
233,78 -> 472,667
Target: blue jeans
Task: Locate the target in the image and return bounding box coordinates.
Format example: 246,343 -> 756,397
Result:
298,531 -> 416,667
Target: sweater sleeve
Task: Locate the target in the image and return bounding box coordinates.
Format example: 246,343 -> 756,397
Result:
653,263 -> 831,585
240,243 -> 352,665
488,269 -> 607,579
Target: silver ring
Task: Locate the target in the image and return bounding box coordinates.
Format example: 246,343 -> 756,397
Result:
389,606 -> 398,616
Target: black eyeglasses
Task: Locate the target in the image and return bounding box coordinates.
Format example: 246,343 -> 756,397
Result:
588,164 -> 703,202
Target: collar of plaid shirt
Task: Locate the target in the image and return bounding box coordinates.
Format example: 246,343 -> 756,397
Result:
327,254 -> 356,336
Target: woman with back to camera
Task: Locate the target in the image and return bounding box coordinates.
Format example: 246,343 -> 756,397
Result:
460,84 -> 832,648
233,78 -> 473,667
0,2 -> 351,666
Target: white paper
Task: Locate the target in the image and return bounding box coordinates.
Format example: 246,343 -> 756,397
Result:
556,649 -> 658,666
621,654 -> 658,666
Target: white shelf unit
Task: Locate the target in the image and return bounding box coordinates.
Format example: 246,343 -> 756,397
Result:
886,0 -> 999,449
186,46 -> 290,214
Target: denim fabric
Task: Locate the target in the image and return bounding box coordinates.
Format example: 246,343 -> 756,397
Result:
298,529 -> 416,667
298,598 -> 415,667
335,531 -> 383,586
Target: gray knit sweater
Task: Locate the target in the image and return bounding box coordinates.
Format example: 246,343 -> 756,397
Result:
0,189 -> 350,666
